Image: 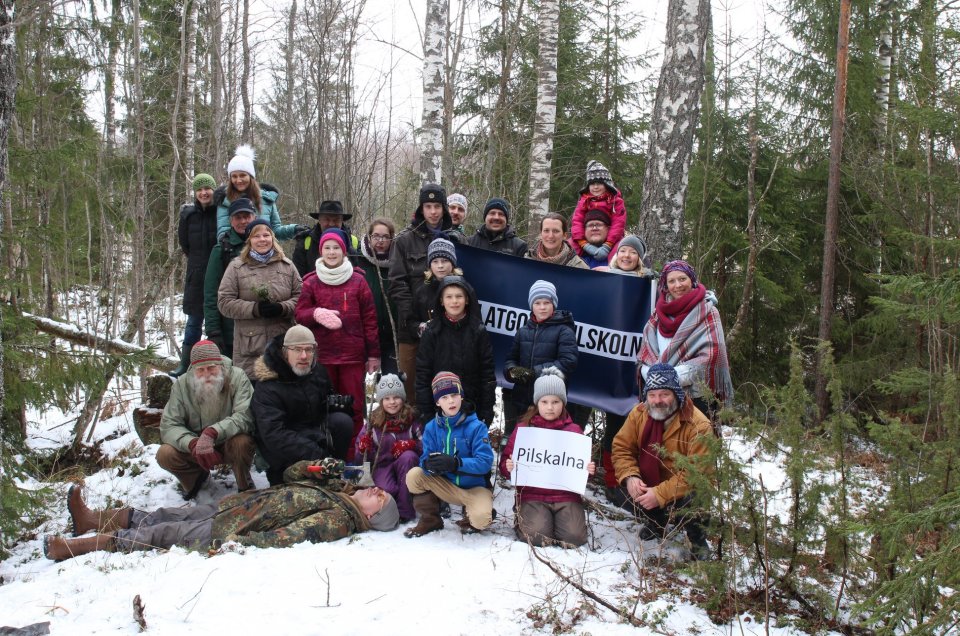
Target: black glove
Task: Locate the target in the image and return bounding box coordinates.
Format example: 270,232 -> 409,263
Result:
508,366 -> 533,383
443,230 -> 463,244
207,332 -> 227,353
257,301 -> 284,318
423,453 -> 460,474
294,224 -> 313,239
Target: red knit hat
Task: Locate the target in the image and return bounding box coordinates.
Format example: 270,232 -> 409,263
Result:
189,340 -> 223,369
431,371 -> 463,402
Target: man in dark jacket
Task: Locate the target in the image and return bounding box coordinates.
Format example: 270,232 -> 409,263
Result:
43,458 -> 400,560
251,325 -> 354,485
171,173 -> 219,377
388,183 -> 460,399
466,197 -> 527,257
203,198 -> 256,357
292,200 -> 360,278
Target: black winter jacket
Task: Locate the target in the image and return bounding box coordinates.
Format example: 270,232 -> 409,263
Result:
387,205 -> 460,345
415,277 -> 496,426
178,199 -> 218,315
504,309 -> 579,410
292,224 -> 360,279
251,335 -> 337,481
466,225 -> 528,257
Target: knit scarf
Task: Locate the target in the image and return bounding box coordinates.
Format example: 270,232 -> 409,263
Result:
315,259 -> 353,286
380,416 -> 413,434
360,235 -> 391,268
655,285 -> 706,338
249,248 -> 275,264
535,240 -> 575,265
637,414 -> 666,487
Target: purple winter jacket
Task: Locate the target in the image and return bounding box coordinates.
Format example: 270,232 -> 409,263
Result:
355,415 -> 423,469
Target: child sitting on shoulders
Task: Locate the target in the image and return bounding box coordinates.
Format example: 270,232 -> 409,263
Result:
355,374 -> 423,523
500,370 -> 596,547
570,160 -> 626,263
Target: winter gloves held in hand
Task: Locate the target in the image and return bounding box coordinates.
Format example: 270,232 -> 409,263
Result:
257,300 -> 284,318
188,428 -> 222,471
423,453 -> 460,474
391,439 -> 417,458
508,366 -> 534,384
313,307 -> 342,330
583,243 -> 611,260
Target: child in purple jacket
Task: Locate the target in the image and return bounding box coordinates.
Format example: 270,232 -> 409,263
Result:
355,374 -> 423,522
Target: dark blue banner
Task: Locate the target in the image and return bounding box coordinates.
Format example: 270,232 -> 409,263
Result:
454,244 -> 655,415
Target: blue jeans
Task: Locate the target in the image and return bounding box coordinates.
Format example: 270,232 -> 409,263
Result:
183,313 -> 204,347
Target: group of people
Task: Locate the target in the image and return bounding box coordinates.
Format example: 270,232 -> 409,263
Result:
43,152 -> 733,562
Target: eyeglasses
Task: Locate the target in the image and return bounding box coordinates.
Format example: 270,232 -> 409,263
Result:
585,222 -> 607,230
370,234 -> 392,242
284,345 -> 317,355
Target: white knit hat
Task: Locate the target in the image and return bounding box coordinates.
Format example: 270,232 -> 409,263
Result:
227,144 -> 256,178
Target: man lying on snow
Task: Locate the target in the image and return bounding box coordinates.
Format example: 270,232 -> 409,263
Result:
44,458 -> 399,561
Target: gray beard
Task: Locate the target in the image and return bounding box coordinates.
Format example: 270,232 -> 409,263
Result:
646,402 -> 678,421
291,363 -> 313,377
190,373 -> 226,408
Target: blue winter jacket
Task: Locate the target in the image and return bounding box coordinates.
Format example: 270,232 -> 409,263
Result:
420,410 -> 494,489
215,185 -> 298,241
504,309 -> 579,410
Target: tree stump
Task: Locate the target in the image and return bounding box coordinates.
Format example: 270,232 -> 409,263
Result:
133,375 -> 173,446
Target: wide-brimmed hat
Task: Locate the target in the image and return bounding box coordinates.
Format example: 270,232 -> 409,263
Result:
309,200 -> 352,220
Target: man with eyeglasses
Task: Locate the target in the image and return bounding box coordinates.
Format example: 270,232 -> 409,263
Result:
158,339 -> 257,499
578,210 -> 614,269
251,325 -> 354,485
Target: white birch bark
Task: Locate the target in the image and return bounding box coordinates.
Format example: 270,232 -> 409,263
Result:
420,0 -> 447,184
875,0 -> 894,147
638,0 -> 711,264
183,0 -> 198,195
526,0 -> 560,236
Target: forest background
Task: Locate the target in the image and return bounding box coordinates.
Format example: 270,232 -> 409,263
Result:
0,0 -> 958,631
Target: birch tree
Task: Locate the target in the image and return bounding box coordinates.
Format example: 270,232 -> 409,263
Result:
638,0 -> 710,264
183,0 -> 199,193
526,0 -> 559,236
420,0 -> 447,183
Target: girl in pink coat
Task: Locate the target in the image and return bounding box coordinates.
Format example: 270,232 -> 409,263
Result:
295,228 -> 380,457
570,160 -> 627,262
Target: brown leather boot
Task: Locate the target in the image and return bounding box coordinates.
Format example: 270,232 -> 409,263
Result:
44,533 -> 115,561
68,484 -> 131,536
404,493 -> 444,538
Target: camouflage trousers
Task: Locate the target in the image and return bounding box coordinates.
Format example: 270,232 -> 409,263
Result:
114,505 -> 216,552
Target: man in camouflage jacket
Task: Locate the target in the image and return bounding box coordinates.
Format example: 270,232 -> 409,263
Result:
43,459 -> 400,561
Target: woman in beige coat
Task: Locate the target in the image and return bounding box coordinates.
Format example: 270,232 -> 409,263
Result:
218,219 -> 302,379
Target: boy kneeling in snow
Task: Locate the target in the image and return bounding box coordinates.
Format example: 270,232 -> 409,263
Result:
404,372 -> 495,537
44,458 -> 398,561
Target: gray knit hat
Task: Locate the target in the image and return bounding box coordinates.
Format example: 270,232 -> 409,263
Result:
533,368 -> 567,405
528,280 -> 558,310
616,235 -> 647,261
368,492 -> 400,531
283,325 -> 316,347
448,193 -> 468,211
375,374 -> 406,402
427,237 -> 457,266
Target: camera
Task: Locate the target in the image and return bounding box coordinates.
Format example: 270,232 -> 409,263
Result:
326,393 -> 355,417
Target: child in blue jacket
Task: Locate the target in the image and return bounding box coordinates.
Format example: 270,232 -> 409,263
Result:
404,372 -> 495,537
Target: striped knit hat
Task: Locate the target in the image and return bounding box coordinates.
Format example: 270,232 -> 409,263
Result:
431,371 -> 463,402
190,340 -> 223,369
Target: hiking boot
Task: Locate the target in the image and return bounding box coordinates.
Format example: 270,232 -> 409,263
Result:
456,517 -> 483,535
404,493 -> 444,538
44,533 -> 115,561
68,484 -> 131,536
686,521 -> 711,561
638,523 -> 667,542
439,501 -> 451,518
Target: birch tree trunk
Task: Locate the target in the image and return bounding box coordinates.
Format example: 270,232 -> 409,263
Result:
104,0 -> 121,151
284,0 -> 297,167
208,0 -> 224,174
183,0 -> 199,194
638,0 -> 711,264
526,0 -> 560,237
241,0 -> 252,140
420,0 -> 447,183
875,0 -> 894,151
815,0 -> 851,423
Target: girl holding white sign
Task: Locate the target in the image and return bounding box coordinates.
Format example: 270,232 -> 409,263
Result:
499,370 -> 596,547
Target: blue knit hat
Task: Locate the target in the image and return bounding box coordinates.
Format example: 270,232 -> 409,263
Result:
642,363 -> 685,409
483,197 -> 511,221
243,218 -> 272,241
528,280 -> 558,310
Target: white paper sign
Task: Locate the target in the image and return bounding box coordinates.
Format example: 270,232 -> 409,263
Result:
510,427 -> 592,495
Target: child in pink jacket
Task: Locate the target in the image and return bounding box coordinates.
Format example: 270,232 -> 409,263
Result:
570,160 -> 627,262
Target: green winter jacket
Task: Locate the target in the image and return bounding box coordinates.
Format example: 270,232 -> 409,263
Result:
203,229 -> 246,350
159,358 -> 254,452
